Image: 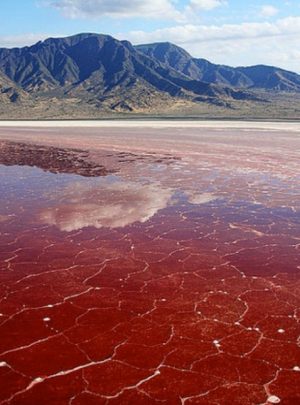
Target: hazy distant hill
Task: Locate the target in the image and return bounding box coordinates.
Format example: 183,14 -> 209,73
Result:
0,33 -> 300,118
136,42 -> 300,92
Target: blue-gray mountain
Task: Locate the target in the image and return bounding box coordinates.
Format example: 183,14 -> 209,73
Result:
0,71 -> 27,103
136,42 -> 300,92
0,33 -> 300,112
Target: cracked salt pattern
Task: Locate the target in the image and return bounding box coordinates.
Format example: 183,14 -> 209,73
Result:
0,126 -> 299,404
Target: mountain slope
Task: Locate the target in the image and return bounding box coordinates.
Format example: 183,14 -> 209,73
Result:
238,65 -> 300,91
0,71 -> 26,103
1,33 -> 300,118
0,34 -> 181,96
0,33 -> 258,111
136,42 -> 300,91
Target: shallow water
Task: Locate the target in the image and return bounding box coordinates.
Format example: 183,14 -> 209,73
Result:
0,130 -> 299,404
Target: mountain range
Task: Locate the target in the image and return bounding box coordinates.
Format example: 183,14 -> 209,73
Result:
136,42 -> 300,92
0,33 -> 300,117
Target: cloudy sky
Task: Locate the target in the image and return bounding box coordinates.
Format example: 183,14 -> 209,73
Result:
1,0 -> 300,72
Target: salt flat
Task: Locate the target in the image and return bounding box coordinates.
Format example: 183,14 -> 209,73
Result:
0,121 -> 299,404
0,119 -> 300,132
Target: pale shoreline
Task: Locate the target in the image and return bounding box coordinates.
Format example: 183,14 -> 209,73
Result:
0,120 -> 300,132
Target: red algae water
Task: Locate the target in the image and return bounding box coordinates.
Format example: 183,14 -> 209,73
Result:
0,124 -> 299,404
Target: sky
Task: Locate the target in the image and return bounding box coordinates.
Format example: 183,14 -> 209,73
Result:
1,0 -> 300,72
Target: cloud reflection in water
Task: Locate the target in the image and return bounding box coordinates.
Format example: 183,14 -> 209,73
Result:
187,192 -> 219,205
39,179 -> 173,232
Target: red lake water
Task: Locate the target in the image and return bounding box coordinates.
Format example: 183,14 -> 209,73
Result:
0,124 -> 299,404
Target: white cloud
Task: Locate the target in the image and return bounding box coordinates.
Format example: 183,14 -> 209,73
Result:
121,16 -> 300,72
124,18 -> 300,44
47,0 -> 226,21
0,34 -> 53,48
188,0 -> 226,11
47,0 -> 182,20
260,5 -> 279,18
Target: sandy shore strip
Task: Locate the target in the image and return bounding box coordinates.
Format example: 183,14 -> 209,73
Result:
0,120 -> 300,132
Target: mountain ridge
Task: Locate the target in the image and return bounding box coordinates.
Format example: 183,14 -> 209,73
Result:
0,33 -> 300,118
0,71 -> 27,103
0,33 -> 249,99
136,41 -> 300,92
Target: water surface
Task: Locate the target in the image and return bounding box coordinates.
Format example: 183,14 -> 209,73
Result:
0,128 -> 299,405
